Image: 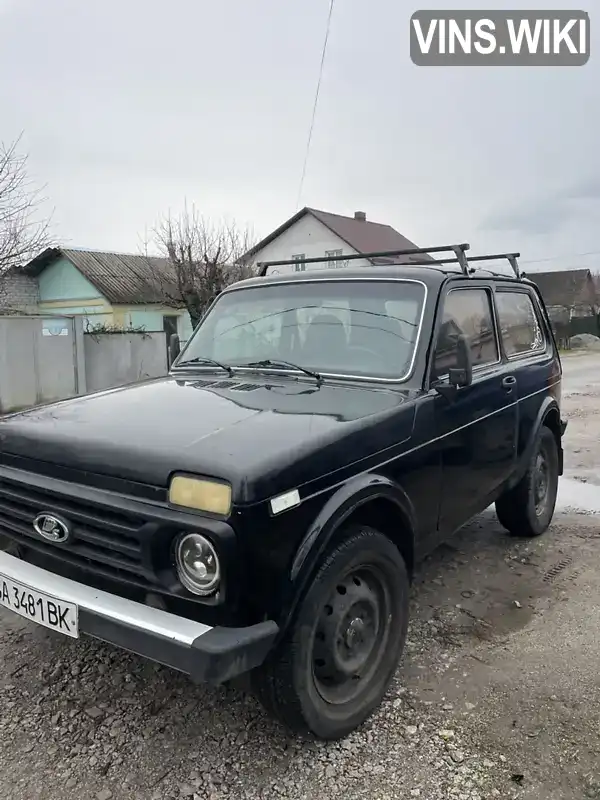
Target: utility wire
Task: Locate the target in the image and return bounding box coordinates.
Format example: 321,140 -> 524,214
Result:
296,0 -> 335,210
519,249 -> 600,266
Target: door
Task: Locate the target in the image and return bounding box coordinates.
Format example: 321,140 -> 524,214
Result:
432,285 -> 518,536
495,287 -> 555,464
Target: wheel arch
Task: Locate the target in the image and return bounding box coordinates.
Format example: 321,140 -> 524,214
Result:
278,473 -> 416,635
512,396 -> 564,487
542,404 -> 563,475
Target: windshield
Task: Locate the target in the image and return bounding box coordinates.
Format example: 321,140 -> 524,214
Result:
176,279 -> 426,380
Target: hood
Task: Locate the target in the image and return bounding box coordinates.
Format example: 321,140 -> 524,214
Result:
0,375 -> 418,503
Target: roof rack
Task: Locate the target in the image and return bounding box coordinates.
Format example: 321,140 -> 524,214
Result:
257,243 -> 471,277
405,251 -> 522,280
257,245 -> 523,281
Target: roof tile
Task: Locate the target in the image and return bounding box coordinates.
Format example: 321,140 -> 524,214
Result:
528,268 -> 595,308
241,207 -> 433,264
27,248 -> 176,305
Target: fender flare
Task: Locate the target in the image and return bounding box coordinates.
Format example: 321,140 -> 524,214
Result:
511,397 -> 563,486
278,473 -> 416,634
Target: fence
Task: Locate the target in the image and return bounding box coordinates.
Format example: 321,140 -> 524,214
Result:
0,315 -> 168,414
0,315 -> 85,413
551,314 -> 600,349
84,332 -> 167,393
569,315 -> 600,338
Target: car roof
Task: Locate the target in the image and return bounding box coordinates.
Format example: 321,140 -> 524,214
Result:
227,265 -> 528,294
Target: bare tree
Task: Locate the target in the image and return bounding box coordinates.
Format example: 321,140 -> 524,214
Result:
0,135 -> 52,305
146,204 -> 259,329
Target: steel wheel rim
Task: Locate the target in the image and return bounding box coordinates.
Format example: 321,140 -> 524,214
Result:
534,449 -> 549,516
311,565 -> 393,705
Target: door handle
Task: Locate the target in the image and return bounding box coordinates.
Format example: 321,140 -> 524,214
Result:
502,375 -> 517,391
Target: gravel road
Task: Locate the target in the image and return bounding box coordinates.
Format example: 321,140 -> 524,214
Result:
1,352 -> 599,800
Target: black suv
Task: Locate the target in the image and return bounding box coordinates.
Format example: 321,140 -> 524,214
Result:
0,243 -> 566,740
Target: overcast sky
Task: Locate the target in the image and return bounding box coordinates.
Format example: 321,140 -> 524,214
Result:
0,0 -> 597,272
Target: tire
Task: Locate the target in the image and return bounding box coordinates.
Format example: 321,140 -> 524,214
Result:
252,526 -> 409,740
495,426 -> 559,537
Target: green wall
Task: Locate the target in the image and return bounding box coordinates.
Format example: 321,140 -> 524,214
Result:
38,256 -> 103,302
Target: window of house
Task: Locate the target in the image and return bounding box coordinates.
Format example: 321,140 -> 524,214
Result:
325,249 -> 343,267
292,254 -> 306,272
496,291 -> 545,357
433,288 -> 498,379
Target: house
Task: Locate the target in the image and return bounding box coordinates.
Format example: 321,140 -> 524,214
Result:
527,268 -> 598,322
240,207 -> 433,274
19,247 -> 195,340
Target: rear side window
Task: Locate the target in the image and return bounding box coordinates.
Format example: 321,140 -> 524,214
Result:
496,291 -> 545,357
433,288 -> 498,378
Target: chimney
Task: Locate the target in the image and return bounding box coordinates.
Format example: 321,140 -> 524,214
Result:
354,211 -> 366,222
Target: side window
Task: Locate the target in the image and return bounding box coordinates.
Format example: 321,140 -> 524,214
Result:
496,291 -> 545,357
433,288 -> 498,378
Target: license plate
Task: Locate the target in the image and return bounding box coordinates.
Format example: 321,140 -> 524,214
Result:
0,574 -> 79,638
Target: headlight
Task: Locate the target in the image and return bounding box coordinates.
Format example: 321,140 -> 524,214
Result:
175,533 -> 221,596
169,475 -> 232,516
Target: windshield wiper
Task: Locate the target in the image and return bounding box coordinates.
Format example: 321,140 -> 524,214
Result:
235,359 -> 323,385
174,356 -> 234,376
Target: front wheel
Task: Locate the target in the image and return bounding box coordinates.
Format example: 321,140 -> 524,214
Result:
495,426 -> 559,537
252,526 -> 409,740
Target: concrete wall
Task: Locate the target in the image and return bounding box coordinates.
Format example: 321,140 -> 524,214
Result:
0,317 -> 167,413
83,331 -> 167,393
0,271 -> 40,312
0,315 -> 85,413
0,317 -> 37,411
248,214 -> 369,275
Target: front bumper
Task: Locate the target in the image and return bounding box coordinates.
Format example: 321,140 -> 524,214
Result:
0,551 -> 278,684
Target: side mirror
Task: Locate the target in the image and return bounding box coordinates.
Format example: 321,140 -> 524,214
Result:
448,333 -> 473,387
434,333 -> 472,399
168,333 -> 181,367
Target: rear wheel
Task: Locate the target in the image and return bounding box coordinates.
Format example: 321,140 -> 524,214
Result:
495,426 -> 559,537
253,526 -> 409,739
